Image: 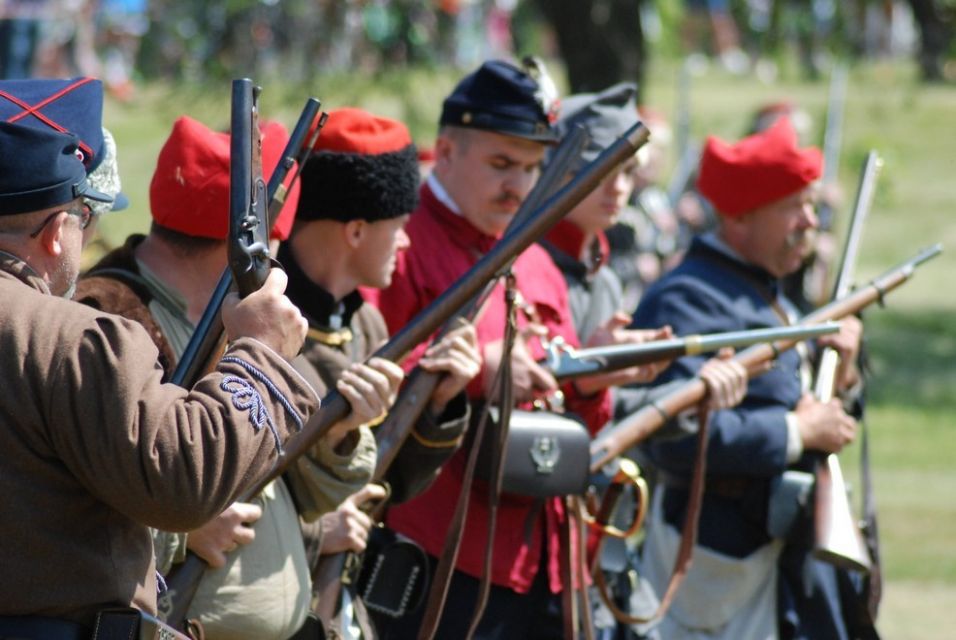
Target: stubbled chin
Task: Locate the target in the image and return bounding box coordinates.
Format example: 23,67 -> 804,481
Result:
488,212 -> 514,236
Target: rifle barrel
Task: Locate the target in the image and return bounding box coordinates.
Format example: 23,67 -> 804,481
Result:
830,151 -> 882,300
551,323 -> 841,382
266,97 -> 321,226
227,78 -> 270,297
589,245 -> 942,473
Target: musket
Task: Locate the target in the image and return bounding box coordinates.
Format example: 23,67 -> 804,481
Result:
667,58 -> 697,208
161,85 -> 326,629
311,125 -> 592,628
544,324 -> 841,383
227,79 -> 269,296
169,96 -> 325,387
590,245 -> 942,473
812,150 -> 883,573
817,62 -> 848,232
167,121 -> 649,629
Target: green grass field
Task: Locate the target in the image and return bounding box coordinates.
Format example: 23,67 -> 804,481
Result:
93,59 -> 955,637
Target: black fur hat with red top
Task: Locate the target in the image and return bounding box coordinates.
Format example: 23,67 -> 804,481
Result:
296,107 -> 420,222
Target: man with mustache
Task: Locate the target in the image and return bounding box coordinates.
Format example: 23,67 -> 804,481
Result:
631,116 -> 865,639
366,59 -> 622,638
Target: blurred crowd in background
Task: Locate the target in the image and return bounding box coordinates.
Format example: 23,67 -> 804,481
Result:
1,0 -> 954,102
2,0 -> 950,303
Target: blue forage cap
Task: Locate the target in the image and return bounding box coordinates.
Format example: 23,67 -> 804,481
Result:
0,121 -> 113,216
440,58 -> 560,143
0,77 -> 105,171
551,82 -> 640,171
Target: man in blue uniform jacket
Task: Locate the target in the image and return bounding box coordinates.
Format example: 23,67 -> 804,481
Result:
632,116 -> 866,640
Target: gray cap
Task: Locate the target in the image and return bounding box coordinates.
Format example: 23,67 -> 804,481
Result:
550,82 -> 639,171
85,127 -> 128,216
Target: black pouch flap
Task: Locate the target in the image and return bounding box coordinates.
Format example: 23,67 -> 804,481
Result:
475,406 -> 590,498
356,526 -> 430,619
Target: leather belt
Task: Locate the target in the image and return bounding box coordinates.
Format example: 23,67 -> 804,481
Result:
0,615 -> 89,640
657,469 -> 752,500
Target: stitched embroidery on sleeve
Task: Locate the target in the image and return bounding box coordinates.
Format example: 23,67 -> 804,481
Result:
221,355 -> 305,431
220,376 -> 283,451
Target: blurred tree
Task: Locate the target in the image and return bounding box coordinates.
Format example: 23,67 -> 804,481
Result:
531,0 -> 648,99
906,0 -> 954,80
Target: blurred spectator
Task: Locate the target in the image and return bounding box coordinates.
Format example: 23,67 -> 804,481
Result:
606,107 -> 683,310
905,0 -> 953,81
96,0 -> 149,101
681,0 -> 749,74
33,0 -> 99,78
0,0 -> 47,79
748,100 -> 814,142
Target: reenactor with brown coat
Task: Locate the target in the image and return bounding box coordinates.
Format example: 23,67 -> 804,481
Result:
0,121 -> 316,636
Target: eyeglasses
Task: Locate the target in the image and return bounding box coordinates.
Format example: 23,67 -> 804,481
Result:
28,204 -> 94,239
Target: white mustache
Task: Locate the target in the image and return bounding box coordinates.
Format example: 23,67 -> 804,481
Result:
786,228 -> 816,251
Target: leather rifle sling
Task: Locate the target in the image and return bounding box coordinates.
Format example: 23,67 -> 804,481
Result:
593,400 -> 711,625
465,274 -> 518,638
567,496 -> 594,640
860,412 -> 882,622
559,497 -> 578,639
558,496 -> 598,639
416,275 -> 520,640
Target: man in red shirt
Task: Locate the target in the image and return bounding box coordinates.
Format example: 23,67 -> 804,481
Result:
369,58 -> 630,639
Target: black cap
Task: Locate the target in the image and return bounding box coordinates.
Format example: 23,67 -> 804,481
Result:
551,82 -> 640,172
440,58 -> 560,143
0,121 -> 113,217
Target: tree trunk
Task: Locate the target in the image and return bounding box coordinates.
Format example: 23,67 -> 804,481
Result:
533,0 -> 647,100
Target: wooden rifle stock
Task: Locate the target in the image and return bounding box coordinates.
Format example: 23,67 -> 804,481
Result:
589,244 -> 941,473
812,151 -> 883,573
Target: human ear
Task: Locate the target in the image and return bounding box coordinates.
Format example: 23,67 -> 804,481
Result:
38,212 -> 67,257
344,219 -> 366,249
434,135 -> 455,167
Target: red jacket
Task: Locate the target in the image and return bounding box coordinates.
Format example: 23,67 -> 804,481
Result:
368,183 -> 611,593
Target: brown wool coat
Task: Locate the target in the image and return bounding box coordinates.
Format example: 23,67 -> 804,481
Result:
0,253 -> 319,626
287,302 -> 469,513
76,240 -> 374,639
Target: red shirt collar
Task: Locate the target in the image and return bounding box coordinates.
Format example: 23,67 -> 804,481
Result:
419,182 -> 499,256
543,218 -> 610,271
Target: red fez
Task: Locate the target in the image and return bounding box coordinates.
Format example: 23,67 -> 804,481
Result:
296,107 -> 419,222
149,116 -> 301,240
697,116 -> 822,217
314,107 -> 413,155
